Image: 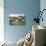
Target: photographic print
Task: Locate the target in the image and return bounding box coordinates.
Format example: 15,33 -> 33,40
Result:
9,14 -> 25,25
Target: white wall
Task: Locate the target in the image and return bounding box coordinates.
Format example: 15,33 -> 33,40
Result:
0,0 -> 4,43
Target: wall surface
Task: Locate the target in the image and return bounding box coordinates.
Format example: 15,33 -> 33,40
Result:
0,0 -> 4,42
4,0 -> 40,42
40,0 -> 46,27
40,0 -> 46,45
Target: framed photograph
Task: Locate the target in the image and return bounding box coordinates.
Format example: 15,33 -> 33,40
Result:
9,14 -> 25,25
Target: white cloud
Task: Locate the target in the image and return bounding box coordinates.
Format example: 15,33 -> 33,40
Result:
9,14 -> 24,17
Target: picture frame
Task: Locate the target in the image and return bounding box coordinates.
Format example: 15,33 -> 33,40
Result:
9,14 -> 25,25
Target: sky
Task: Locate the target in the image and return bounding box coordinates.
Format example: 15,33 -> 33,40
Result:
9,14 -> 25,17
